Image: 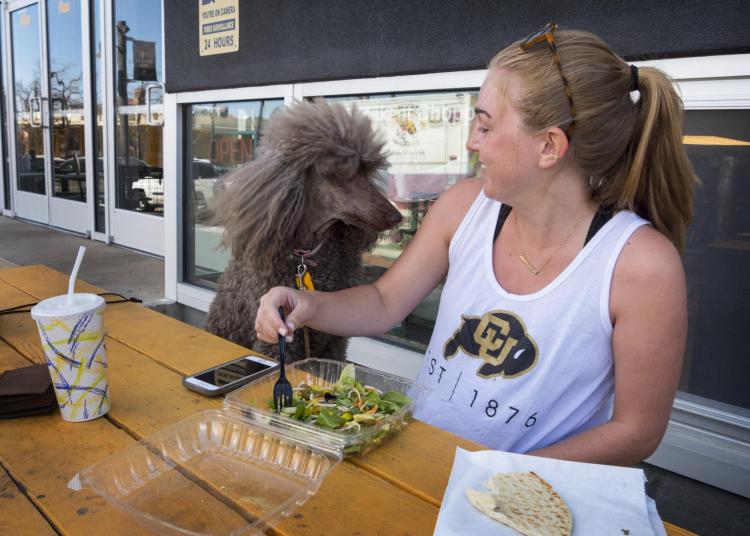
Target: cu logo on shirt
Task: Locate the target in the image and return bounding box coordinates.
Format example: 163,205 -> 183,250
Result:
443,310 -> 538,379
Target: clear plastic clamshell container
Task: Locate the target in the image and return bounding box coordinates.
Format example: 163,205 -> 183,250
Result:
69,410 -> 341,535
226,358 -> 427,457
68,359 -> 425,534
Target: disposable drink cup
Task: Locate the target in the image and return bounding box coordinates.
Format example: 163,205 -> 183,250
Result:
30,293 -> 110,422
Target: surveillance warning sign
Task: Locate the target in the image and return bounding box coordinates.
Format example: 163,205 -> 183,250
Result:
199,0 -> 239,56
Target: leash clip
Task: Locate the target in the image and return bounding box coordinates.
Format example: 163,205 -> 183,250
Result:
296,260 -> 307,283
291,248 -> 316,291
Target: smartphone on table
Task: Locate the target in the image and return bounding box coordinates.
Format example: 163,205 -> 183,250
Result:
183,354 -> 279,396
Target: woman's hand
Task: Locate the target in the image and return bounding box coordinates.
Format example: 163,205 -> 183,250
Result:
255,287 -> 317,343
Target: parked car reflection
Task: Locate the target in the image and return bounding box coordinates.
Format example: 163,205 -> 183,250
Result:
191,158 -> 225,223
118,156 -> 164,212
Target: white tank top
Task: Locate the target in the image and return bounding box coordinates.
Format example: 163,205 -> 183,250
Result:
412,190 -> 649,452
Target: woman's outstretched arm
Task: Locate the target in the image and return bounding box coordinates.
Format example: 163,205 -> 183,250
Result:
255,179 -> 484,343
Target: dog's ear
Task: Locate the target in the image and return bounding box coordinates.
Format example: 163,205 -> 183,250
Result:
214,155 -> 307,264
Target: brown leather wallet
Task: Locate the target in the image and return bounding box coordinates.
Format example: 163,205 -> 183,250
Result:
0,363 -> 57,419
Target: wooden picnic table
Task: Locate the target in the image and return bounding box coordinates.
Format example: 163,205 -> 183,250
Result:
0,265 -> 695,535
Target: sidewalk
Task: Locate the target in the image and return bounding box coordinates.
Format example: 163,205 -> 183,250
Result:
0,216 -> 164,304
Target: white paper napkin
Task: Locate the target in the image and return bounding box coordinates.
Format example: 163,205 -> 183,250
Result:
434,448 -> 665,536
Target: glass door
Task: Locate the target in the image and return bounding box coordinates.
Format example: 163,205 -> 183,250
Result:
106,0 -> 164,254
6,0 -> 89,233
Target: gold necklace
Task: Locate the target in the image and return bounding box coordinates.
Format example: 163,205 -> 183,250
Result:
512,210 -> 587,276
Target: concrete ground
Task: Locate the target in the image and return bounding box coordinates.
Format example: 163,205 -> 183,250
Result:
0,216 -> 164,304
1,214 -> 748,535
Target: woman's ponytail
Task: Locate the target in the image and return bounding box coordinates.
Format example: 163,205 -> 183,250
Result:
617,67 -> 697,252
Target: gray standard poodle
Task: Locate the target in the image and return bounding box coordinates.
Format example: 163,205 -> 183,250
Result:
206,100 -> 402,362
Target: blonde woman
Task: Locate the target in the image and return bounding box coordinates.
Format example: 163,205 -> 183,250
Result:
255,24 -> 696,466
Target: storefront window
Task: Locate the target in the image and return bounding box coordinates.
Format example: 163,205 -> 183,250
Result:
11,5 -> 45,195
331,91 -> 480,350
184,99 -> 284,288
680,109 -> 750,411
113,0 -> 163,214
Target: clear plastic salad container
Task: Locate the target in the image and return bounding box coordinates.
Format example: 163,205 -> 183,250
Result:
68,359 -> 425,534
68,409 -> 341,535
226,358 -> 427,457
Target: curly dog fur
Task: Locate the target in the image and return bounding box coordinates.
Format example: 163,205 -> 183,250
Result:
206,100 -> 402,362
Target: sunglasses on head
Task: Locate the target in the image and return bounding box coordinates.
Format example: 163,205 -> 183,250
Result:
520,22 -> 576,139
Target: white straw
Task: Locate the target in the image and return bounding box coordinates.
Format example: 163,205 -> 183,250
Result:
67,246 -> 86,304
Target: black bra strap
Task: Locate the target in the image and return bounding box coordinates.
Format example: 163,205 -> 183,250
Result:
584,207 -> 615,245
493,204 -> 513,241
493,205 -> 614,246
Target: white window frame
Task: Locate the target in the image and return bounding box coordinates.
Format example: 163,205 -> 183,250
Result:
165,53 -> 750,498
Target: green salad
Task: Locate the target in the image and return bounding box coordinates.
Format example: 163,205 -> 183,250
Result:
270,364 -> 412,432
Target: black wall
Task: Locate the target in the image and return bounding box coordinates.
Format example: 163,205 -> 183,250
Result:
164,0 -> 750,93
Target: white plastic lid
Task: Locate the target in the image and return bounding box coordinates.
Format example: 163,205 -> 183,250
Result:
30,293 -> 105,319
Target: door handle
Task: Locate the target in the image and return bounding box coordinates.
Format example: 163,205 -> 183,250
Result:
28,96 -> 42,127
146,82 -> 164,126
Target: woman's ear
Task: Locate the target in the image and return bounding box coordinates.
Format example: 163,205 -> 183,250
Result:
538,126 -> 569,169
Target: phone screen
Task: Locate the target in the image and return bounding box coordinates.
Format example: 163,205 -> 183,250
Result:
193,358 -> 273,387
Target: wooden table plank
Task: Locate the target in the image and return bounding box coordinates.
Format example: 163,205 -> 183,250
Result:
351,420 -> 482,506
0,293 -> 46,364
663,522 -> 698,536
0,265 -> 102,297
0,466 -> 56,536
274,462 -> 437,536
0,275 -> 37,310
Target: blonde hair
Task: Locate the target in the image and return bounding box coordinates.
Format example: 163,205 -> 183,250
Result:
490,30 -> 697,251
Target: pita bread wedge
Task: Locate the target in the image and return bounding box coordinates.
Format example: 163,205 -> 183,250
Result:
466,471 -> 573,536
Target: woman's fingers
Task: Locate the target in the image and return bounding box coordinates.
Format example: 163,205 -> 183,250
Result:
255,289 -> 287,342
256,287 -> 307,343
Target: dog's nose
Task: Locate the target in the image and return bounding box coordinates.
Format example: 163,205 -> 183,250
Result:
387,205 -> 403,227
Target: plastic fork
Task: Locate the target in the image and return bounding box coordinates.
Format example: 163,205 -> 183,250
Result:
273,306 -> 293,413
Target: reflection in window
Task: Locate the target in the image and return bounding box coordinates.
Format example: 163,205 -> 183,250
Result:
184,99 -> 284,288
332,91 -> 480,350
12,5 -> 46,195
48,0 -> 86,202
113,0 -> 163,214
680,110 -> 750,411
